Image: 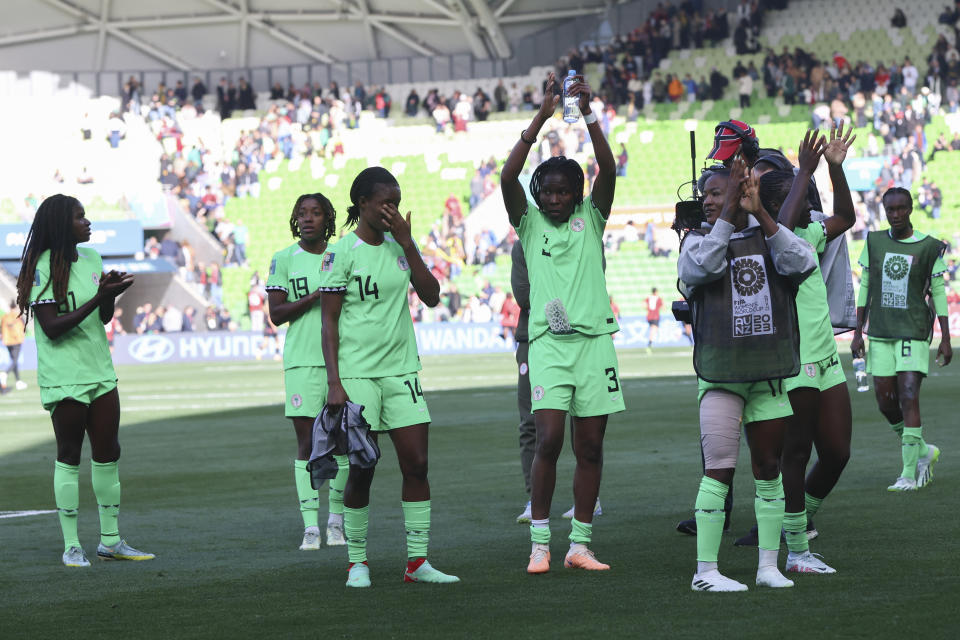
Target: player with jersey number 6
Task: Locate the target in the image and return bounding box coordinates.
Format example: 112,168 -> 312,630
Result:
320,167 -> 459,588
15,194 -> 153,567
501,71 -> 624,575
265,193 -> 350,551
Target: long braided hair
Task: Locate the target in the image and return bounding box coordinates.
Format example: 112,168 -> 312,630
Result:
15,194 -> 81,320
344,166 -> 398,230
529,156 -> 584,210
758,170 -> 818,226
289,192 -> 337,242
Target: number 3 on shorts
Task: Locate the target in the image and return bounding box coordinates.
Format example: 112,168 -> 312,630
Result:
605,367 -> 620,392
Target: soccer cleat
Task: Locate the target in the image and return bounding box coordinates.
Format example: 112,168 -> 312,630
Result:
691,569 -> 748,592
756,566 -> 794,588
516,501 -> 532,524
916,445 -> 941,489
15,380 -> 27,391
562,499 -> 602,519
806,517 -> 818,541
676,518 -> 697,536
96,539 -> 155,561
403,559 -> 460,583
346,562 -> 371,588
887,476 -> 917,492
325,522 -> 346,546
786,551 -> 836,574
563,545 -> 610,571
62,546 -> 90,568
300,528 -> 321,550
527,545 -> 551,574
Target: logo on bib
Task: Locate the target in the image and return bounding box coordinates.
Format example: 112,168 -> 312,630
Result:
805,364 -> 816,378
732,258 -> 766,296
881,253 -> 912,309
883,255 -> 909,280
519,362 -> 528,375
397,256 -> 409,271
570,217 -> 585,232
291,394 -> 303,408
533,385 -> 544,401
730,254 -> 774,337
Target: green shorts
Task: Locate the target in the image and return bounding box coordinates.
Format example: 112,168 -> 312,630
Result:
529,332 -> 625,417
867,338 -> 930,377
697,378 -> 792,425
784,347 -> 847,392
341,373 -> 430,431
284,366 -> 327,418
40,380 -> 118,414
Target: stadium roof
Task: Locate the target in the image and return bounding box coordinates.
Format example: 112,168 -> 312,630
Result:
0,0 -> 624,72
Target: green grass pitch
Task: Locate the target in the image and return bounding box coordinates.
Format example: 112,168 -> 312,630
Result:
1,349 -> 957,638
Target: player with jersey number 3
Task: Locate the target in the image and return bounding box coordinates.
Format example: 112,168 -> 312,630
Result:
501,71 -> 624,575
15,194 -> 153,568
320,167 -> 459,588
265,193 -> 350,551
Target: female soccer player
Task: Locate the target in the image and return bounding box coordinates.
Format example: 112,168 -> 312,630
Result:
678,159 -> 816,592
501,72 -> 622,574
753,126 -> 856,574
265,193 -> 349,551
15,194 -> 153,567
320,167 -> 458,588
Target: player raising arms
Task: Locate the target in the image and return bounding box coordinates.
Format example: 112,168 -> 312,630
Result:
851,187 -> 952,491
15,194 -> 153,567
751,125 -> 856,574
678,159 -> 816,591
265,193 -> 349,551
501,71 -> 623,574
320,167 -> 459,588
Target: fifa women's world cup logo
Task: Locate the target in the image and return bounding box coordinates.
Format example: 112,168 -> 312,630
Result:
732,258 -> 766,296
881,253 -> 912,309
729,255 -> 774,337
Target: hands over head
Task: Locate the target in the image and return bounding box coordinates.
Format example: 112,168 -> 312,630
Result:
823,120 -> 857,166
797,129 -> 826,173
538,72 -> 560,119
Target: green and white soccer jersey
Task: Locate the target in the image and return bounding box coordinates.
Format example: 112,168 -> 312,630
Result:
792,222 -> 836,363
317,231 -> 420,378
266,243 -> 326,370
514,198 -> 618,341
30,247 -> 115,389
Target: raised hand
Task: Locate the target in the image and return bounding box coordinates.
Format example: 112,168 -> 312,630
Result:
797,129 -> 825,174
98,270 -> 135,298
563,75 -> 592,113
726,156 -> 750,210
537,72 -> 560,120
739,168 -> 761,213
823,121 -> 857,166
382,203 -> 413,249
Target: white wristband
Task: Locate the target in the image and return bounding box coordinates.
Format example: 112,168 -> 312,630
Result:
583,112 -> 597,124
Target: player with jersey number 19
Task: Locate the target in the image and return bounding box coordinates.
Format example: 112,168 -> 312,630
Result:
265,192 -> 350,551
320,167 -> 459,589
501,71 -> 624,575
15,194 -> 153,568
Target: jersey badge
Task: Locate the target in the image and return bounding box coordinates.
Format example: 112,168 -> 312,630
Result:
805,364 -> 816,378
570,217 -> 585,232
533,385 -> 544,401
291,394 -> 303,408
397,256 -> 410,271
92,273 -> 100,285
321,252 -> 335,271
519,362 -> 528,375
33,271 -> 41,286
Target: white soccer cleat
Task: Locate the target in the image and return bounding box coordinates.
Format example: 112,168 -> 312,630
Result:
62,546 -> 90,567
887,476 -> 917,492
562,499 -> 602,519
691,569 -> 748,592
916,445 -> 941,489
756,565 -> 794,588
300,527 -> 321,550
97,539 -> 155,561
786,550 -> 836,574
516,501 -> 532,524
15,380 -> 27,390
326,522 -> 346,546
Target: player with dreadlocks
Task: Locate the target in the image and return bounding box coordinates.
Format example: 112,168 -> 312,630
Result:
320,167 -> 458,588
15,194 -> 152,567
501,71 -> 622,574
265,193 -> 349,551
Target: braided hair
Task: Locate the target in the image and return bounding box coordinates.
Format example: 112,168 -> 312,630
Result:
529,156 -> 584,210
882,186 -> 913,208
758,170 -> 818,225
344,166 -> 398,229
15,194 -> 82,319
290,192 -> 336,242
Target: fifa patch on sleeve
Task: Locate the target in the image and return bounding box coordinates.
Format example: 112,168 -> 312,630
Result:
269,258 -> 276,275
321,252 -> 335,271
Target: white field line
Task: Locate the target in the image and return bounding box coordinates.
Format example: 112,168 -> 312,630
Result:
0,510 -> 56,519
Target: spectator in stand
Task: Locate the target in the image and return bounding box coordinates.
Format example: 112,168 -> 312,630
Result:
737,67 -> 754,108
891,8 -> 907,28
182,306 -> 196,332
191,77 -> 207,106
710,68 -> 729,100
405,89 -> 420,117
500,292 -> 520,340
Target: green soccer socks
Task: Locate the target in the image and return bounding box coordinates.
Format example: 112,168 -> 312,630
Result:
328,455 -> 349,517
755,475 -> 785,552
694,476 -> 728,562
402,500 -> 431,559
901,427 -> 928,480
569,518 -> 592,545
91,460 -> 121,547
804,493 -> 823,519
783,510 -> 808,554
54,462 -> 81,551
344,505 -> 369,564
294,459 -> 319,529
530,518 -> 551,545
889,420 -> 905,438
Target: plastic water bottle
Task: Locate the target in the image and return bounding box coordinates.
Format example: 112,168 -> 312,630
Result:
852,357 -> 869,392
562,70 -> 580,123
